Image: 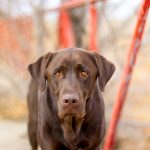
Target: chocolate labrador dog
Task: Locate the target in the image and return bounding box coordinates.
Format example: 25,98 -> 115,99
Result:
27,48 -> 115,150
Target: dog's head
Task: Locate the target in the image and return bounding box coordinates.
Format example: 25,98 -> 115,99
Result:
28,48 -> 115,122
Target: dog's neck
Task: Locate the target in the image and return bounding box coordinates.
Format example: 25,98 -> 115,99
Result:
61,116 -> 84,148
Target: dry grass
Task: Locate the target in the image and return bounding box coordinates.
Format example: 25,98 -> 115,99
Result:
0,97 -> 27,120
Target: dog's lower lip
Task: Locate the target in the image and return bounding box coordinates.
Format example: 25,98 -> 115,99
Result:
58,113 -> 76,119
59,113 -> 85,121
65,113 -> 76,117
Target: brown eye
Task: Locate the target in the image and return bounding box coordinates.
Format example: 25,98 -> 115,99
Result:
80,71 -> 88,78
55,71 -> 63,79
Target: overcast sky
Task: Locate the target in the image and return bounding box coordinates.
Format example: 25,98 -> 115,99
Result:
0,0 -> 143,20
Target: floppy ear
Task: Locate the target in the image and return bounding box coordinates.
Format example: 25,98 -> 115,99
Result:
28,52 -> 53,91
94,52 -> 115,92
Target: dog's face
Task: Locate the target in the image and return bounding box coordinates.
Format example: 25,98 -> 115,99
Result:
45,49 -> 98,120
28,48 -> 115,121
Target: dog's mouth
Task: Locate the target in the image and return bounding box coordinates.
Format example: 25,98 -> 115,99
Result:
58,109 -> 85,120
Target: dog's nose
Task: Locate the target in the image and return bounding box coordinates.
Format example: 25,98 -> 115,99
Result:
64,98 -> 78,104
62,95 -> 79,106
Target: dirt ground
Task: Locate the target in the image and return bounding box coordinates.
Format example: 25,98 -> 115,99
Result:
0,120 -> 30,150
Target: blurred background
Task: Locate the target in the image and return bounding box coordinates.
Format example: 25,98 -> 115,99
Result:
0,0 -> 150,150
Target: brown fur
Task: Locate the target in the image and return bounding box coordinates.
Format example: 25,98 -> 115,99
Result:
27,48 -> 115,150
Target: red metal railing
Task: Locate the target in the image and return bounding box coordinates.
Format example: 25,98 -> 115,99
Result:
58,0 -> 100,49
103,0 -> 150,150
